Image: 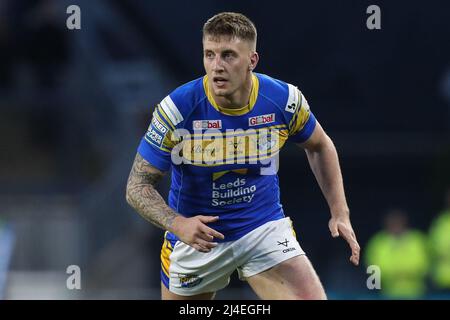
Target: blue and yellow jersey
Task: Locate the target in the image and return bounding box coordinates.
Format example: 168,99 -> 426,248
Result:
137,73 -> 316,241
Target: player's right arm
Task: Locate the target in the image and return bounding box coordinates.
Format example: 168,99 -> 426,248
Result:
126,92 -> 225,251
126,153 -> 224,252
126,152 -> 177,231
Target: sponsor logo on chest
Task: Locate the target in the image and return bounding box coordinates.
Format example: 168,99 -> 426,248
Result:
248,113 -> 275,126
193,120 -> 222,130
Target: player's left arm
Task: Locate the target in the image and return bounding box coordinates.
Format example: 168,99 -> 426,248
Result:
296,121 -> 360,266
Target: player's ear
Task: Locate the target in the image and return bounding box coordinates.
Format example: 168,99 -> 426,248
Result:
249,51 -> 259,71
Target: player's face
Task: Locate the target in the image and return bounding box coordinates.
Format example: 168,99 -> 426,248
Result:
203,35 -> 257,100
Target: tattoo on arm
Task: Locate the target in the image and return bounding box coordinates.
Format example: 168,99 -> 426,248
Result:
126,153 -> 179,231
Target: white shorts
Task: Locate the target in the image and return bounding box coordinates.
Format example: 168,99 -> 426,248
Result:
160,217 -> 305,296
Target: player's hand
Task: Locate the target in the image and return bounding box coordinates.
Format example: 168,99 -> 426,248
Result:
328,215 -> 360,266
171,215 -> 225,253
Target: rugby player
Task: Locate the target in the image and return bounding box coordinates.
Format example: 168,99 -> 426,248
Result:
126,12 -> 360,300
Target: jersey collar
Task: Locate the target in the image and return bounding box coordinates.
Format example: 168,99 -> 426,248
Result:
203,73 -> 259,116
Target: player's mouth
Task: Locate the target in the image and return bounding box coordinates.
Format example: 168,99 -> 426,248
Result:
213,77 -> 228,87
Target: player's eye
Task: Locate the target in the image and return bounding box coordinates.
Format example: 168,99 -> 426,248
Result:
205,51 -> 214,59
223,52 -> 234,60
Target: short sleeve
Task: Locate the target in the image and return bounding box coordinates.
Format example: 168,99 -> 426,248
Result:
137,96 -> 181,171
285,85 -> 316,143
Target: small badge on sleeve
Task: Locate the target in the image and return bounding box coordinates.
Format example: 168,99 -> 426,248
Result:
145,117 -> 169,147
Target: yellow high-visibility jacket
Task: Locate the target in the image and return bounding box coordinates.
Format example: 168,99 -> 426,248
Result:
365,230 -> 429,298
429,211 -> 450,289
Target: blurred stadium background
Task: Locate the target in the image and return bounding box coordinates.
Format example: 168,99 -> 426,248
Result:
0,0 -> 449,299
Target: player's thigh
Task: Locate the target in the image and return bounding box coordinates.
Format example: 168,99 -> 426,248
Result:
161,282 -> 216,300
246,255 -> 326,300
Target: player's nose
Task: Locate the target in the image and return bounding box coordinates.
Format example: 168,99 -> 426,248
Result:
212,56 -> 225,72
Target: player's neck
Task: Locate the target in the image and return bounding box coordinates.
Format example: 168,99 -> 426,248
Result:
213,73 -> 253,109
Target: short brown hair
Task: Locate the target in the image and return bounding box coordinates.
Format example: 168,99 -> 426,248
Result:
203,12 -> 257,47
